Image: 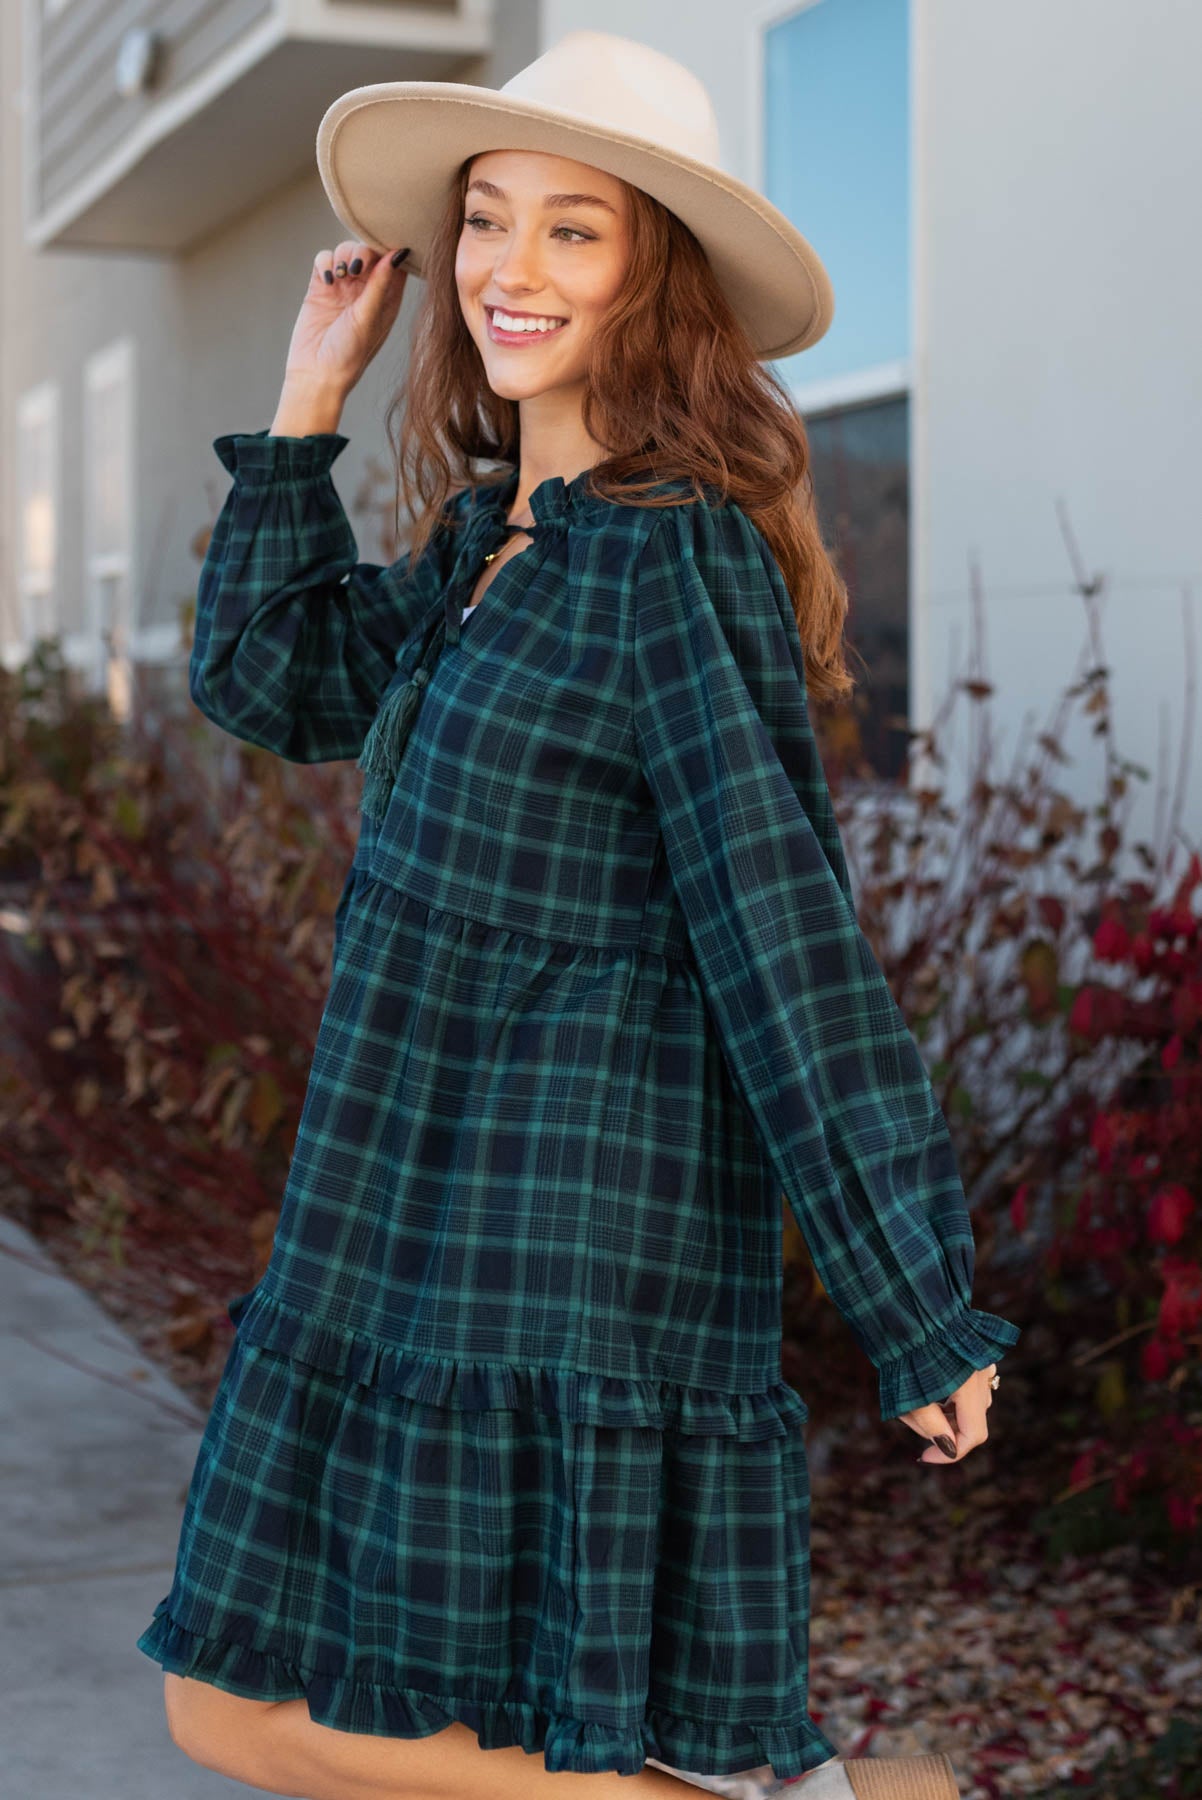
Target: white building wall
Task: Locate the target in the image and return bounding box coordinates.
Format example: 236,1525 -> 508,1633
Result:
0,0 -> 497,699
0,0 -> 192,681
918,0 -> 1200,855
543,0 -> 1201,851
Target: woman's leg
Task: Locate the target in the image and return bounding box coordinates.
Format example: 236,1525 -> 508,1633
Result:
163,1673 -> 694,1800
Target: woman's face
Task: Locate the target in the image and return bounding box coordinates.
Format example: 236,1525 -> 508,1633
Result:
455,148 -> 631,403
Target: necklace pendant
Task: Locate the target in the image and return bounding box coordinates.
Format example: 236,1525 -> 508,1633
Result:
481,518 -> 533,567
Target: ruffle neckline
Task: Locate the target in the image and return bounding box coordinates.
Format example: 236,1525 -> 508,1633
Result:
227,1282 -> 809,1440
137,1605 -> 838,1779
455,461 -> 617,546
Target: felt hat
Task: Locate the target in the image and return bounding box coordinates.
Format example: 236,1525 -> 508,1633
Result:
315,28 -> 834,361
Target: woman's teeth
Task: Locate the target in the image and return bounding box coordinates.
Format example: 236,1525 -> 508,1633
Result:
489,309 -> 568,336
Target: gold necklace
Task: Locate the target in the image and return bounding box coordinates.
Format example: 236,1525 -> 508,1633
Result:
482,519 -> 534,565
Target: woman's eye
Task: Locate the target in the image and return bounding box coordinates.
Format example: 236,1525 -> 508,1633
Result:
463,214 -> 593,244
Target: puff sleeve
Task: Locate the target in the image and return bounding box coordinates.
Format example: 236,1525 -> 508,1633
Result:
632,498 -> 1021,1420
188,430 -> 444,762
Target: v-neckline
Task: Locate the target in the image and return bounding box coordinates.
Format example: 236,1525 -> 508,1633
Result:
443,486 -> 558,650
440,461 -> 623,650
451,536 -> 537,650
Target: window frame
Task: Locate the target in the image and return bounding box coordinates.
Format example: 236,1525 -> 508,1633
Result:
745,0 -> 914,412
14,378 -> 60,661
82,335 -> 137,712
747,0 -> 923,796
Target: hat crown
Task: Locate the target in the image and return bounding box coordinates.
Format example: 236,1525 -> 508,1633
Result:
498,30 -> 722,171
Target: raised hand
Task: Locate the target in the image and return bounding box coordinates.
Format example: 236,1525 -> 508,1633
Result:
280,241 -> 412,403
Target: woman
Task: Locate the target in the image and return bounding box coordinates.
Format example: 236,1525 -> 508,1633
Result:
137,30 -> 1020,1800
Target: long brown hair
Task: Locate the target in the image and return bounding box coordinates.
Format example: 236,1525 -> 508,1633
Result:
385,157 -> 855,709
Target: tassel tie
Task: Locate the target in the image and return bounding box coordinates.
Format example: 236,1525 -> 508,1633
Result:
357,616 -> 447,823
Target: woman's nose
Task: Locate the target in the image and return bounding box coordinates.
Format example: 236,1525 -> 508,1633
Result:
493,235 -> 543,284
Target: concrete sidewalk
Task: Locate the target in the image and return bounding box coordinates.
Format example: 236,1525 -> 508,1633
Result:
0,1212 -> 289,1798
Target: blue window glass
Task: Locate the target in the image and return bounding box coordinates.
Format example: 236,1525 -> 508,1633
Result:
763,0 -> 910,389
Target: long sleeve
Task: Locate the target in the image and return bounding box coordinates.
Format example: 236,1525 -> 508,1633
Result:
189,430 -> 445,763
632,498 -> 1021,1420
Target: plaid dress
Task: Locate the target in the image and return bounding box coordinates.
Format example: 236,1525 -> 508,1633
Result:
136,430 -> 1020,1782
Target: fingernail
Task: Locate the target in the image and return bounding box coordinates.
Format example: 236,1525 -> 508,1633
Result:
323,269 -> 334,284
390,246 -> 411,268
349,257 -> 362,274
935,1434 -> 957,1458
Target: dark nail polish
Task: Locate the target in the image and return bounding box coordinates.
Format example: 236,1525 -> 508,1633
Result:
349,258 -> 362,275
390,246 -> 411,268
323,269 -> 334,284
935,1434 -> 957,1458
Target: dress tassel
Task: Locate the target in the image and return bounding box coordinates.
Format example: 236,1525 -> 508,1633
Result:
356,615 -> 449,822
357,668 -> 429,822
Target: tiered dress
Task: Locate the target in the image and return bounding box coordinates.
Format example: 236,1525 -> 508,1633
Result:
135,429 -> 1021,1782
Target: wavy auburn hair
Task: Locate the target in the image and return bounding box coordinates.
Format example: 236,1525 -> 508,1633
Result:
384,156 -> 855,709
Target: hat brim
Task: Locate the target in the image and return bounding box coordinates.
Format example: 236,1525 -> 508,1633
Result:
316,83 -> 834,361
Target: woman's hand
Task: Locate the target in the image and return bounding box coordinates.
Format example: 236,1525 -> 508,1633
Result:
898,1362 -> 997,1464
280,240 -> 412,402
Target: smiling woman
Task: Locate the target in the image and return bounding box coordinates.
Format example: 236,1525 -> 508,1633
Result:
137,27 -> 1014,1800
451,149 -> 632,444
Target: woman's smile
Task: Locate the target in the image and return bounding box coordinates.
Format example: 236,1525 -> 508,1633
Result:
485,303 -> 570,346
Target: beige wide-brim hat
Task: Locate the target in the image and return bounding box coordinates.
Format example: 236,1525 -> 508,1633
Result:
315,29 -> 834,362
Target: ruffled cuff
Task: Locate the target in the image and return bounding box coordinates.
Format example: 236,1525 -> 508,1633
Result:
876,1303 -> 1022,1420
212,427 -> 350,483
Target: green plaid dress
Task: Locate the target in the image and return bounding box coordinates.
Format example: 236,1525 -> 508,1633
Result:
136,429 -> 1020,1782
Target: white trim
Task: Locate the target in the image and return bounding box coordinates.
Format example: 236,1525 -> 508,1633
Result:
25,3 -> 491,250
745,0 -> 824,194
787,359 -> 910,417
82,337 -> 136,709
14,379 -> 60,656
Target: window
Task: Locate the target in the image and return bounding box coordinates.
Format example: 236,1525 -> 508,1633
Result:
14,381 -> 59,662
806,394 -> 909,779
755,0 -> 911,779
83,337 -> 136,719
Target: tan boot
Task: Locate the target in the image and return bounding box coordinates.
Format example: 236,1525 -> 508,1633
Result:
841,1755 -> 960,1799
645,1750 -> 960,1799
